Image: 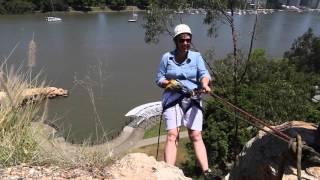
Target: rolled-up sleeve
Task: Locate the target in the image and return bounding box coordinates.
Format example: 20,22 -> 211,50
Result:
156,54 -> 168,88
197,54 -> 211,80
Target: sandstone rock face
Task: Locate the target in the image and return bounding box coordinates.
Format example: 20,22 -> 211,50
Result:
0,153 -> 191,179
107,153 -> 191,180
228,121 -> 320,180
23,87 -> 68,98
0,87 -> 68,104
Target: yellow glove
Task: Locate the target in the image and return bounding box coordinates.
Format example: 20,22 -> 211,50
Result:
165,80 -> 182,91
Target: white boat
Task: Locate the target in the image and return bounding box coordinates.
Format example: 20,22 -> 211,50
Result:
45,16 -> 62,22
235,10 -> 242,15
174,10 -> 184,14
128,10 -> 138,22
45,0 -> 62,22
312,86 -> 320,103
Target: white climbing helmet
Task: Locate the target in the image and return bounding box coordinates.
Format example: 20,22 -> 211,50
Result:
173,24 -> 192,38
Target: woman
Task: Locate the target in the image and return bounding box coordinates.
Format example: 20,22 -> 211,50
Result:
156,24 -> 213,177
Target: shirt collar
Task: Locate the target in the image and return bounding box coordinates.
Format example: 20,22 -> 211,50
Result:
169,49 -> 191,65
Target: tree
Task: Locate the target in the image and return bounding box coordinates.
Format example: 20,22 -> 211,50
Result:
135,0 -> 149,9
3,0 -> 35,14
0,0 -> 7,14
36,0 -> 68,12
67,0 -> 92,11
107,0 -> 126,10
284,28 -> 320,74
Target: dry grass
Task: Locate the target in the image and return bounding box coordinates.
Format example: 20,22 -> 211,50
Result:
0,38 -> 44,167
28,33 -> 36,68
0,65 -> 44,167
35,133 -> 114,168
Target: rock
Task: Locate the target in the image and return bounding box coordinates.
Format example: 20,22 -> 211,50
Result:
21,87 -> 68,99
0,153 -> 190,179
228,121 -> 320,180
0,86 -> 68,105
107,153 -> 191,180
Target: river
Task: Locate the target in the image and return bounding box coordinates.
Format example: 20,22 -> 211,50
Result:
0,11 -> 319,142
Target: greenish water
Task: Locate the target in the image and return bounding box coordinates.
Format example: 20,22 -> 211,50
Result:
0,11 -> 319,142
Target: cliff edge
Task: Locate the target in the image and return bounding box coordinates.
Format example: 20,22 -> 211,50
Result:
0,153 -> 191,179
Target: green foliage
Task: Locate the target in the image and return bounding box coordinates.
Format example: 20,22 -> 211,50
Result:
143,3 -> 173,43
107,0 -> 126,10
266,0 -> 283,9
38,0 -> 68,12
2,0 -> 35,14
240,50 -> 319,123
0,0 -> 6,14
135,0 -> 149,9
284,28 -> 320,74
51,0 -> 69,11
143,121 -> 167,139
0,0 -> 149,14
142,0 -> 195,43
143,121 -> 188,139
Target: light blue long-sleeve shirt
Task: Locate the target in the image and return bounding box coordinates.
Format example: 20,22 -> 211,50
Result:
156,50 -> 211,91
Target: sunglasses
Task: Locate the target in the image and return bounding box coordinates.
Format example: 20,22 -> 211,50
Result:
178,38 -> 191,43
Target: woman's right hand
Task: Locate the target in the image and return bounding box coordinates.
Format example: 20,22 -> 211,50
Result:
161,79 -> 170,88
164,79 -> 182,91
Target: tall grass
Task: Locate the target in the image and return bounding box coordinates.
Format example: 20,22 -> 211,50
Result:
28,32 -> 36,68
0,37 -> 42,167
0,65 -> 44,167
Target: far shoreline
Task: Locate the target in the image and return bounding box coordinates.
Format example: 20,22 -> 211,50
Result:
0,6 -> 146,16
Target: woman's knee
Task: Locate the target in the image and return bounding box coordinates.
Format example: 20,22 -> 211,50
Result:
189,130 -> 203,142
167,129 -> 179,142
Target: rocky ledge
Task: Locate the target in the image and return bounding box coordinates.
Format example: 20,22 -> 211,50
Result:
0,153 -> 190,180
21,87 -> 68,99
229,121 -> 320,180
0,87 -> 68,104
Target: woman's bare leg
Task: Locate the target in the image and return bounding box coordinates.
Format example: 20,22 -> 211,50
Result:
188,129 -> 209,172
164,128 -> 180,165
